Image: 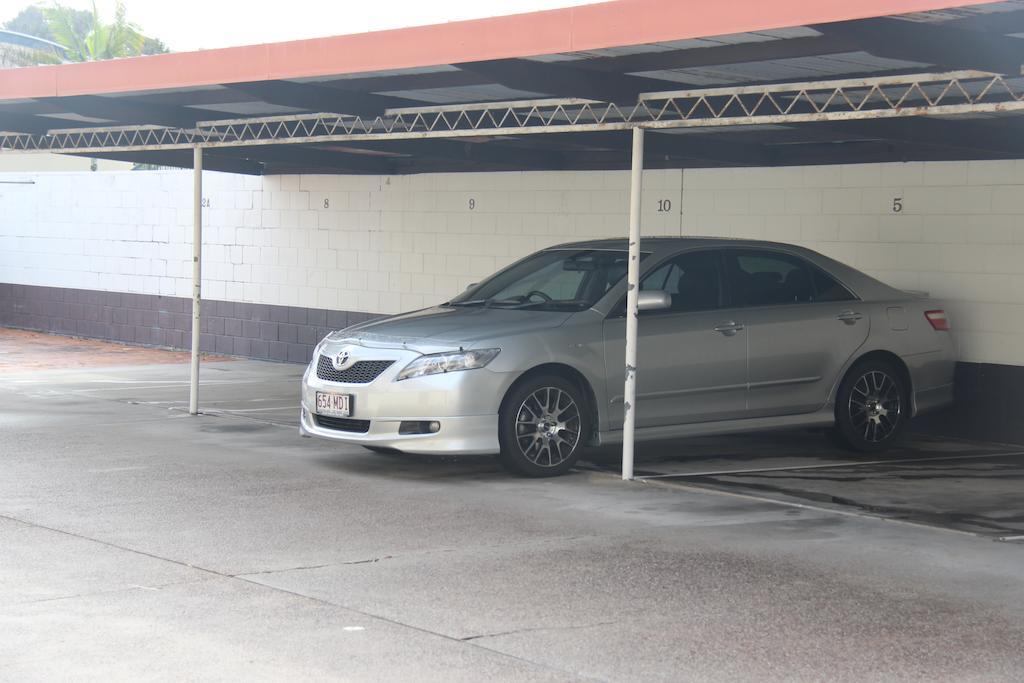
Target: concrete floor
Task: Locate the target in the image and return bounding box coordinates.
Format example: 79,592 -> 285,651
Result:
584,433 -> 1024,538
2,336 -> 1024,680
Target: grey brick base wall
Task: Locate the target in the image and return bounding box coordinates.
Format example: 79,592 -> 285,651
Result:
0,282 -> 380,364
1,281 -> 1021,445
914,363 -> 1024,446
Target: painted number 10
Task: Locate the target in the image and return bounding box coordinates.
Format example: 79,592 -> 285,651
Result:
656,199 -> 672,212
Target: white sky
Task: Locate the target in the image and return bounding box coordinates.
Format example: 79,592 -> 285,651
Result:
0,0 -> 597,52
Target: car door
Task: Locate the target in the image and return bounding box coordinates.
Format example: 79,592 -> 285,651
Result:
603,249 -> 748,430
720,248 -> 869,417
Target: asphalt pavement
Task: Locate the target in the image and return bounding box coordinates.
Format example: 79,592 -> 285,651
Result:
1,334 -> 1023,680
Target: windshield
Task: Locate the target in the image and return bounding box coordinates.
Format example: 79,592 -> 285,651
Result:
448,249 -> 634,311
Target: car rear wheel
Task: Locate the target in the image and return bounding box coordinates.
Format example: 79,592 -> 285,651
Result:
833,360 -> 909,452
498,375 -> 588,477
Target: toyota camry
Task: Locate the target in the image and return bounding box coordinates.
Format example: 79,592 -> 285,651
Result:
300,238 -> 956,476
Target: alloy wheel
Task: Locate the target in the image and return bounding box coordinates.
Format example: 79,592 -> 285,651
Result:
514,387 -> 582,467
848,370 -> 902,443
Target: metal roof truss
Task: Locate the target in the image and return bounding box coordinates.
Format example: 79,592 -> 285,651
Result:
2,70 -> 1024,154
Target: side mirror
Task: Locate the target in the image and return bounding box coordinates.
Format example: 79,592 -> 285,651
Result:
636,290 -> 671,312
466,282 -> 478,291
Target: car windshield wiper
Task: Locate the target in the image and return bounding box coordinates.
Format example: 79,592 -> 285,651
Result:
447,298 -> 522,308
505,300 -> 588,311
448,298 -> 490,307
449,297 -> 582,310
485,298 -> 537,308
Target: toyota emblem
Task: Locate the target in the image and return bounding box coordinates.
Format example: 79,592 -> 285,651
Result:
332,349 -> 352,371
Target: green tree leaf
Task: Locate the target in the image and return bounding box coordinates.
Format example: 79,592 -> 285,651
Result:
36,0 -> 166,62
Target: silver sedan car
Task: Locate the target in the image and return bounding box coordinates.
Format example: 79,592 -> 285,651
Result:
300,238 -> 956,476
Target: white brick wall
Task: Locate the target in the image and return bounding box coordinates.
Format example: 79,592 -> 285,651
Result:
1,160 -> 1022,365
0,168 -> 681,314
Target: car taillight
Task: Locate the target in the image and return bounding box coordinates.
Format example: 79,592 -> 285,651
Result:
925,310 -> 950,331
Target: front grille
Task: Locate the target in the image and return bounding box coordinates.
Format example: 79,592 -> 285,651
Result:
314,415 -> 371,433
316,355 -> 394,383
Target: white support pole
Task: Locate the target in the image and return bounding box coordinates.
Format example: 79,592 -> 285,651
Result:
622,127 -> 644,481
189,145 -> 203,415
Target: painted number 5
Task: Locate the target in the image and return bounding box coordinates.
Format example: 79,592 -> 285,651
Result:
892,197 -> 903,213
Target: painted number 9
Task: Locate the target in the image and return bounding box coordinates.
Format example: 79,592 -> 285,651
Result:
468,198 -> 476,210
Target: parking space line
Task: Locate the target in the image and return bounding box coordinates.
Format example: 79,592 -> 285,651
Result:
24,415 -> 191,430
127,398 -> 296,407
189,409 -> 297,429
633,450 -> 1024,480
71,383 -> 298,394
623,473 -> 997,540
209,406 -> 296,413
172,397 -> 297,404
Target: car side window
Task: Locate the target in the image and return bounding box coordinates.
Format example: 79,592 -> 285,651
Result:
724,250 -> 856,306
724,250 -> 814,307
640,250 -> 721,313
811,267 -> 857,302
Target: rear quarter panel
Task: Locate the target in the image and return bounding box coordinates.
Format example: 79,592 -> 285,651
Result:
826,298 -> 957,415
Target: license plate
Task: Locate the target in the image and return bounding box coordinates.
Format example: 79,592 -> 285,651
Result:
315,392 -> 352,417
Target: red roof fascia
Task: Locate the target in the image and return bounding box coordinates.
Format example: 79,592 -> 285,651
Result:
0,0 -> 996,101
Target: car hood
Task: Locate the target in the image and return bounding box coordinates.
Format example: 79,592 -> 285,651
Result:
337,305 -> 574,352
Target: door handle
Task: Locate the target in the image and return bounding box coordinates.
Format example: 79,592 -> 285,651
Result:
713,321 -> 744,336
837,310 -> 863,325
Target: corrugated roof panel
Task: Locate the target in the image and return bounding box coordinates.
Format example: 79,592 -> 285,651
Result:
39,112 -> 110,124
186,102 -> 305,115
634,52 -> 930,86
895,1 -> 1024,23
525,53 -> 583,62
379,84 -> 548,104
101,84 -> 227,98
296,65 -> 461,83
527,40 -> 730,62
526,27 -> 823,62
753,26 -> 824,39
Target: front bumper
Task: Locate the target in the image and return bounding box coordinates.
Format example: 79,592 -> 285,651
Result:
300,342 -> 506,455
299,406 -> 499,454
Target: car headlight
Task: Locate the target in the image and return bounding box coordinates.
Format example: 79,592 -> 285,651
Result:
396,348 -> 500,381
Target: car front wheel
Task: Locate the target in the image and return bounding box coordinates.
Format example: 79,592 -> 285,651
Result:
498,375 -> 588,477
834,360 -> 909,452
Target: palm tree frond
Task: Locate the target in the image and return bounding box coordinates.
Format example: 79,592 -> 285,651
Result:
43,3 -> 91,61
43,0 -> 153,61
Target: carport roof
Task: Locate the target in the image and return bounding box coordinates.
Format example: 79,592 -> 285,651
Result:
2,0 -> 1024,174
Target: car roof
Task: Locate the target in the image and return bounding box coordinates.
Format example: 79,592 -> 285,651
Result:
548,236 -> 808,255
